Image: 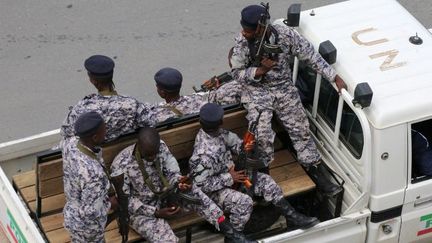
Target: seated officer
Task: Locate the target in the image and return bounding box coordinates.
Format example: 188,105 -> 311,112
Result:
153,67 -> 242,123
110,127 -> 251,242
61,55 -> 156,146
412,129 -> 432,176
62,112 -> 113,242
189,103 -> 319,234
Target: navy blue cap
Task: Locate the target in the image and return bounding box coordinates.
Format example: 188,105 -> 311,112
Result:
154,67 -> 183,92
74,111 -> 104,137
241,5 -> 267,30
84,55 -> 115,77
199,103 -> 224,128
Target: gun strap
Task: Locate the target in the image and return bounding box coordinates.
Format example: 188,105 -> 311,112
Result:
77,142 -> 116,195
134,145 -> 170,194
162,105 -> 183,117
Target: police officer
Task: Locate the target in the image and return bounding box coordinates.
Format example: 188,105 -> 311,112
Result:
153,67 -> 242,123
63,112 -> 113,242
60,55 -> 156,145
110,127 -> 252,243
189,103 -> 319,234
230,5 -> 345,196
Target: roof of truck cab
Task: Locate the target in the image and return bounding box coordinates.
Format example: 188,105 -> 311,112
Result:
289,0 -> 432,129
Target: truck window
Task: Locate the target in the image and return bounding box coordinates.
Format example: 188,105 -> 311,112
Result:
411,120 -> 432,182
297,64 -> 364,158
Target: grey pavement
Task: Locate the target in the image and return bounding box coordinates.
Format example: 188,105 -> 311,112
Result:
0,0 -> 431,142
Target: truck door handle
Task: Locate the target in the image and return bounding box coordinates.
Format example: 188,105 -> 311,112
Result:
414,198 -> 432,207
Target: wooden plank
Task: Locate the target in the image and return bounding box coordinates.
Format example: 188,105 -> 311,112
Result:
38,158 -> 63,181
40,177 -> 64,198
45,227 -> 70,243
12,170 -> 35,188
102,139 -> 136,170
20,185 -> 36,203
40,213 -> 64,232
270,150 -> 296,169
279,175 -> 315,197
105,227 -> 141,243
29,193 -> 66,214
270,163 -> 307,183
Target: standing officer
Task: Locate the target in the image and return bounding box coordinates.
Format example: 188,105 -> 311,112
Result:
110,127 -> 252,242
61,55 -> 156,145
153,67 -> 242,123
189,104 -> 319,233
230,5 -> 346,196
63,112 -> 113,242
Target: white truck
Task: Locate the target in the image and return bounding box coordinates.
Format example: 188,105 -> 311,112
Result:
1,0 -> 432,242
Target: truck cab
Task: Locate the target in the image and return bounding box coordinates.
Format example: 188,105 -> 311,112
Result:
263,0 -> 432,242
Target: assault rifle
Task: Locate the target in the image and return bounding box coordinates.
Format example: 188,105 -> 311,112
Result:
251,2 -> 283,67
193,72 -> 233,92
235,111 -> 266,193
111,174 -> 129,243
157,181 -> 202,206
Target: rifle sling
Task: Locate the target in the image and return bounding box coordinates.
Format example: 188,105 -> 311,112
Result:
134,145 -> 171,195
162,105 -> 183,117
77,142 -> 116,195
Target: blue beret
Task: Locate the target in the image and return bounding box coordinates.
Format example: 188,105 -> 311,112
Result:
241,5 -> 267,30
199,103 -> 224,128
84,55 -> 115,77
74,111 -> 104,137
154,67 -> 183,92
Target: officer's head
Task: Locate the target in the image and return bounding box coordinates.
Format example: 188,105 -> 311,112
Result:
138,127 -> 161,162
84,55 -> 116,91
154,67 -> 183,99
74,111 -> 106,145
240,5 -> 267,41
199,103 -> 224,137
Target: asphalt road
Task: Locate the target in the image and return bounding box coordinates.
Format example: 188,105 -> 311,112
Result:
0,0 -> 431,143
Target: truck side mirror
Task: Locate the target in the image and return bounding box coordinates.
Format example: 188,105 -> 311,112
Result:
283,3 -> 301,27
319,40 -> 337,65
352,83 -> 373,108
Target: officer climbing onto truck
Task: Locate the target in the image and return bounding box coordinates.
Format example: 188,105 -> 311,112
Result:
230,4 -> 346,196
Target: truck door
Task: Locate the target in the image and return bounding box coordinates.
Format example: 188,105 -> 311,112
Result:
399,120 -> 432,242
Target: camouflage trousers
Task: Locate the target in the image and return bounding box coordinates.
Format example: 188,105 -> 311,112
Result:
210,80 -> 243,105
208,188 -> 253,231
250,172 -> 284,204
68,229 -> 105,243
243,82 -> 320,166
131,185 -> 224,243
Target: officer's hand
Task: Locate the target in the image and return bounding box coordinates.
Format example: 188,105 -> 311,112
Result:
334,75 -> 347,93
154,206 -> 181,219
244,140 -> 255,152
229,165 -> 248,183
109,196 -> 119,211
178,176 -> 192,191
260,57 -> 277,71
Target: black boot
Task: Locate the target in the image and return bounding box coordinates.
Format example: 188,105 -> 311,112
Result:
306,163 -> 343,196
219,220 -> 256,243
274,199 -> 319,229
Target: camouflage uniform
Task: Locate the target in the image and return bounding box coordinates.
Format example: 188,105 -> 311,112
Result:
190,129 -> 285,231
61,91 -> 156,144
154,82 -> 243,123
231,23 -> 336,166
62,137 -> 111,243
110,141 -> 224,243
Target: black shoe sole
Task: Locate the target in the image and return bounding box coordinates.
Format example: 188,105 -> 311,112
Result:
298,218 -> 320,229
